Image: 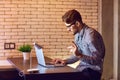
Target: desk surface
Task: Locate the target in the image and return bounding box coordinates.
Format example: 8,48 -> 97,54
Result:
8,57 -> 78,74
7,57 -> 84,80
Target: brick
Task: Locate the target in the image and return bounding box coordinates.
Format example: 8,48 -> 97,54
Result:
5,32 -> 17,36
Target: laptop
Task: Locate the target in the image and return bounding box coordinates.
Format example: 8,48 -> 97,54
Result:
34,43 -> 65,68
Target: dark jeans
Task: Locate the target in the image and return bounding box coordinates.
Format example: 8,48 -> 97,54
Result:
80,68 -> 101,80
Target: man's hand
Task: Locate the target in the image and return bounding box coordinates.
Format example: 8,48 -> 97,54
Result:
51,58 -> 66,65
68,41 -> 83,57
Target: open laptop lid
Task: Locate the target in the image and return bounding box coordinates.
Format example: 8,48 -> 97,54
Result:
34,43 -> 65,68
34,43 -> 46,66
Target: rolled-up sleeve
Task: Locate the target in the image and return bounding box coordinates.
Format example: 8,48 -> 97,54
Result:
66,54 -> 79,64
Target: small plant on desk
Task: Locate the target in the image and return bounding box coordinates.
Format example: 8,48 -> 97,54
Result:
18,44 -> 32,60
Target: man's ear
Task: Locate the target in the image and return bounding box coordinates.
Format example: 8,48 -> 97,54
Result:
75,21 -> 80,27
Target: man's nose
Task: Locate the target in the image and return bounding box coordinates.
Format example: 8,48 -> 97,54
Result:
67,28 -> 71,31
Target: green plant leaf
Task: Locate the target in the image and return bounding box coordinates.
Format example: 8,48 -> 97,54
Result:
18,44 -> 32,52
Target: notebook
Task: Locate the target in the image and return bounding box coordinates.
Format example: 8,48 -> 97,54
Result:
34,43 -> 64,68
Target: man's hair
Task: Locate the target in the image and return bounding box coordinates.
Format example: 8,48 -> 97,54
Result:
62,9 -> 83,24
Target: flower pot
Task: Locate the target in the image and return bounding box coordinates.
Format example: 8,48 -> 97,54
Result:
23,52 -> 30,60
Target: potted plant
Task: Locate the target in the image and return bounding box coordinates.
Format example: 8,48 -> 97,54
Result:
18,44 -> 32,60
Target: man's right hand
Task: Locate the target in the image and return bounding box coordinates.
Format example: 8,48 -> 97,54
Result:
51,58 -> 67,65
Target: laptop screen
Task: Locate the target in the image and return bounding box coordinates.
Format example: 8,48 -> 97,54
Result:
34,43 -> 46,66
34,43 -> 65,67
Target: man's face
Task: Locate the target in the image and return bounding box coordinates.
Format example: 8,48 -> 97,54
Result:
65,22 -> 78,35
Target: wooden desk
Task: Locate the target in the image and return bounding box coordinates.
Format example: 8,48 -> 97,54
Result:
8,57 -> 83,80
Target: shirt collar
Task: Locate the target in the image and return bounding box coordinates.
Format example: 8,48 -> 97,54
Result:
75,24 -> 86,42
